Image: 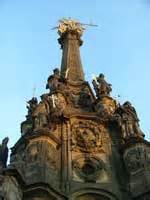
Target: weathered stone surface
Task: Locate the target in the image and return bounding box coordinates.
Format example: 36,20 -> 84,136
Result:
0,176 -> 22,200
1,18 -> 150,200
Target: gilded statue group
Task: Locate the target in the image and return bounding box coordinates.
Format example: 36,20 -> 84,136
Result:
58,18 -> 85,36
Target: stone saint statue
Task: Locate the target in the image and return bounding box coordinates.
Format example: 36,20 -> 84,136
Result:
46,68 -> 60,94
92,73 -> 112,98
78,88 -> 92,109
116,101 -> 144,140
0,137 -> 9,170
26,97 -> 38,120
32,94 -> 49,129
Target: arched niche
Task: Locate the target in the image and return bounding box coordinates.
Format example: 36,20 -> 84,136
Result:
70,189 -> 118,200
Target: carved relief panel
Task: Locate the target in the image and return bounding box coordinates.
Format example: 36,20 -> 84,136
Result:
26,138 -> 58,169
72,156 -> 109,183
95,96 -> 117,118
71,120 -> 111,184
124,145 -> 150,175
124,144 -> 150,197
25,137 -> 60,186
10,145 -> 26,179
71,121 -> 109,153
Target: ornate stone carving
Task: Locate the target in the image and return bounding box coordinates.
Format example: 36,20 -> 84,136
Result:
115,101 -> 144,140
23,91 -> 69,131
0,137 -> 9,172
124,146 -> 149,175
95,96 -> 117,118
0,175 -> 4,198
33,100 -> 48,129
73,156 -> 103,182
26,97 -> 38,121
21,97 -> 38,135
10,147 -> 26,178
51,93 -> 67,116
37,92 -> 68,123
78,87 -> 93,110
71,121 -> 103,153
46,68 -> 61,94
67,89 -> 81,108
92,73 -> 112,98
125,149 -> 141,174
26,140 -> 58,172
26,142 -> 39,163
0,176 -> 22,200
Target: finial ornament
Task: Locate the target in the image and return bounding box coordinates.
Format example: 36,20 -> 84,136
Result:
58,18 -> 85,36
52,18 -> 98,37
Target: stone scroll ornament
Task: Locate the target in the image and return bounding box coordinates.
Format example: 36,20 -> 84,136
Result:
0,137 -> 9,171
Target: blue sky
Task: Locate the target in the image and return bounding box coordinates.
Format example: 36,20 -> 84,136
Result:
0,0 -> 150,149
